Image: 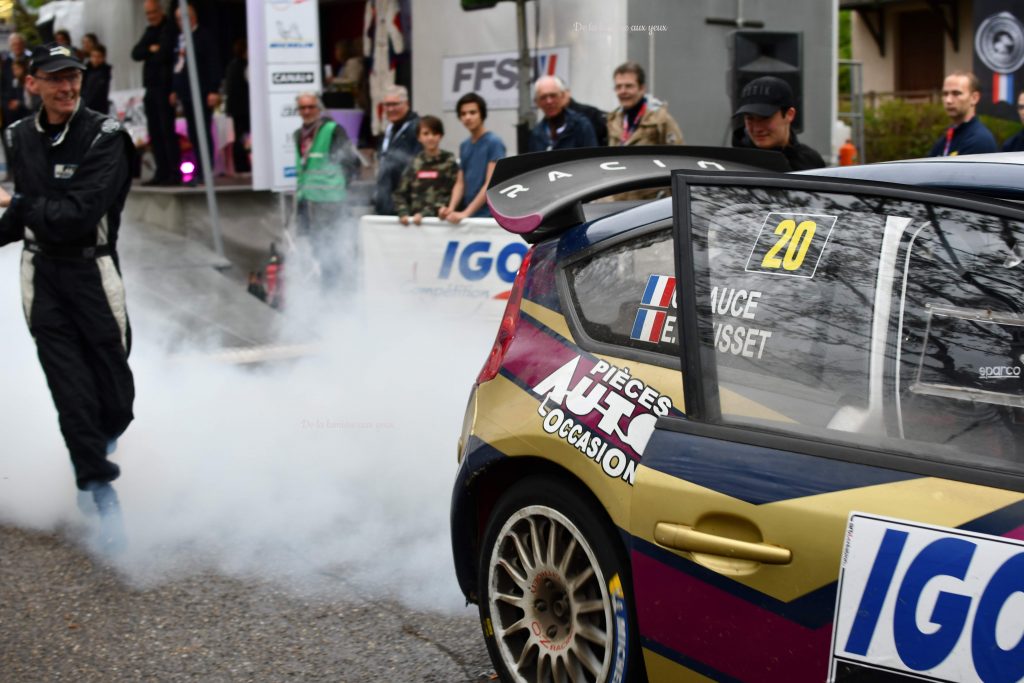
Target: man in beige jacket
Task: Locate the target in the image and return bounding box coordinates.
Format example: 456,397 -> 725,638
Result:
606,61 -> 683,200
607,61 -> 683,148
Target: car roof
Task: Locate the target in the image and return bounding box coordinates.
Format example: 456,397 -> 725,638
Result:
487,149 -> 1024,251
797,152 -> 1024,200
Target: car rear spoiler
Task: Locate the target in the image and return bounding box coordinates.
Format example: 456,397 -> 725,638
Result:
486,146 -> 788,243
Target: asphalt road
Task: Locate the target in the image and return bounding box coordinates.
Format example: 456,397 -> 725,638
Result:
0,524 -> 495,682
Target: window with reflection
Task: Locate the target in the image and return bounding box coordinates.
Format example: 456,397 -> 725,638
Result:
566,227 -> 679,356
894,207 -> 1024,462
686,185 -> 1024,474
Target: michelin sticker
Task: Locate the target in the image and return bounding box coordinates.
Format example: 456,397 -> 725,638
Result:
532,355 -> 673,485
829,512 -> 1024,682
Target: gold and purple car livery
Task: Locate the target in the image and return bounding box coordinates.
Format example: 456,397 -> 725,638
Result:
450,147 -> 1024,683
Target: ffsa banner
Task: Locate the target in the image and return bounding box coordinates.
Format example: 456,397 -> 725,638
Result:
974,0 -> 1024,119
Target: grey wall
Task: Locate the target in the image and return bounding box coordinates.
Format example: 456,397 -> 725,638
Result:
626,0 -> 836,158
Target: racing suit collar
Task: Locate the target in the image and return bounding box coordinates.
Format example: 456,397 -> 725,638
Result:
34,98 -> 82,146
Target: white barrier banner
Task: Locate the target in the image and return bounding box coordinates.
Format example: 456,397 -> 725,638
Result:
359,215 -> 528,321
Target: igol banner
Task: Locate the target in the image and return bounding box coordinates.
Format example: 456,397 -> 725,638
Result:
974,0 -> 1024,119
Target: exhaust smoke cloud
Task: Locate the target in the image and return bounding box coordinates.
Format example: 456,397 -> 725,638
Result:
0,227 -> 495,613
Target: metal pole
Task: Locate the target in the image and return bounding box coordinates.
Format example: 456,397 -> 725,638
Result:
516,0 -> 532,154
838,59 -> 866,165
177,0 -> 226,265
648,32 -> 655,95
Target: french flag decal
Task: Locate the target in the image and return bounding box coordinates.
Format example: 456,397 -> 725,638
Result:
640,274 -> 676,308
994,71 -> 1014,104
631,308 -> 666,342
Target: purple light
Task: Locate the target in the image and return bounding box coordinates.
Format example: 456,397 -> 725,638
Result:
180,161 -> 196,174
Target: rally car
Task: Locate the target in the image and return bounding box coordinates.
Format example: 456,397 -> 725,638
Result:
450,146 -> 1024,683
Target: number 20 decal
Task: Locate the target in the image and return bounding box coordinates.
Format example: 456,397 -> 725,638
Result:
745,212 -> 838,278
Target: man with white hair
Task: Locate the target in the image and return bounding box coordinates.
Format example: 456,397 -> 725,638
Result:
527,75 -> 597,152
294,91 -> 359,287
373,84 -> 420,214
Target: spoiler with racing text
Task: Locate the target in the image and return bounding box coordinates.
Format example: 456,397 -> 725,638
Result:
485,146 -> 788,243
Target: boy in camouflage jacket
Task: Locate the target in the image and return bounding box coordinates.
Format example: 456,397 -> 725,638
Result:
392,115 -> 458,225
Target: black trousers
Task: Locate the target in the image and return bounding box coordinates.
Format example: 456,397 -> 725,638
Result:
23,251 -> 135,490
144,87 -> 180,183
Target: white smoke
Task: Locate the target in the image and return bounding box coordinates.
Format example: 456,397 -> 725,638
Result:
0,223 -> 497,613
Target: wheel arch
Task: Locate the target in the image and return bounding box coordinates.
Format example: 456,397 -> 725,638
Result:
452,453 -> 632,604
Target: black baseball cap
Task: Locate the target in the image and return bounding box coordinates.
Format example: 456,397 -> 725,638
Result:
734,76 -> 794,117
30,43 -> 85,75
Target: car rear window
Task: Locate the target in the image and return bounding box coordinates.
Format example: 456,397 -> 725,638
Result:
565,227 -> 679,357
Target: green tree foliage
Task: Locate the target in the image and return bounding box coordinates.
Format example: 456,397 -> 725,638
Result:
865,100 -> 948,161
866,99 -> 1023,160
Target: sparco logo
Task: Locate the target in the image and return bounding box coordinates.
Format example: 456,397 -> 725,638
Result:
273,72 -> 314,85
979,365 -> 1022,379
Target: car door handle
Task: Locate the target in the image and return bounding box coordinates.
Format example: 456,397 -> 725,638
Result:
654,522 -> 792,565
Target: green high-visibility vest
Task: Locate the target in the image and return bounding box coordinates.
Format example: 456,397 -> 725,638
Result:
296,120 -> 347,203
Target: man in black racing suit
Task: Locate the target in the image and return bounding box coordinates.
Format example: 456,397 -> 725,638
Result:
0,44 -> 134,539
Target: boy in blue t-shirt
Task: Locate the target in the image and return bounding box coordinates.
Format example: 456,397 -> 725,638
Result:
440,92 -> 506,222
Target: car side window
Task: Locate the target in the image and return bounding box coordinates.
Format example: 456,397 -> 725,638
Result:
894,207 -> 1024,463
683,183 -> 1024,475
565,228 -> 679,356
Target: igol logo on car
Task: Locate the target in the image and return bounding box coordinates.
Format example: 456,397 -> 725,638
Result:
272,72 -> 315,85
830,513 -> 1024,682
532,355 -> 673,485
438,240 -> 527,297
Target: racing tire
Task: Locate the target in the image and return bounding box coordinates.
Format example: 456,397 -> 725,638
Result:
478,476 -> 644,683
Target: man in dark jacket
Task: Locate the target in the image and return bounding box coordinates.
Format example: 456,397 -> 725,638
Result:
132,0 -> 179,185
568,96 -> 608,147
373,84 -> 420,214
171,0 -> 221,186
732,76 -> 825,171
929,71 -> 996,157
223,38 -> 250,173
0,44 -> 135,543
527,76 -> 597,152
1003,91 -> 1024,152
